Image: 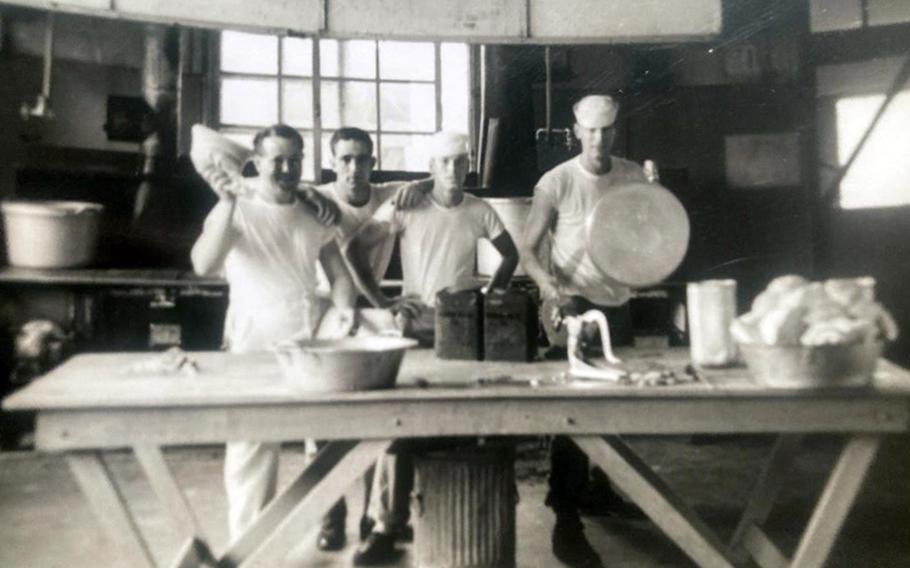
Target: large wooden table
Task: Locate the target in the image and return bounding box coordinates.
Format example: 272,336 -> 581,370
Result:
4,348 -> 910,568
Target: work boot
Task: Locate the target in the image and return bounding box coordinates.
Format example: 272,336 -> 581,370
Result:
358,516 -> 412,543
396,524 -> 414,543
318,498 -> 347,551
316,524 -> 346,552
552,512 -> 604,568
359,515 -> 375,541
353,531 -> 397,566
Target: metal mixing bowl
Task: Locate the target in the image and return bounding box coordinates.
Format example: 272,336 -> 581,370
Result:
739,338 -> 882,389
274,336 -> 418,393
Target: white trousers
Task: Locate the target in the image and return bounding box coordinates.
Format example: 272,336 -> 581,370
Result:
222,299 -> 316,542
367,450 -> 411,533
224,441 -> 280,541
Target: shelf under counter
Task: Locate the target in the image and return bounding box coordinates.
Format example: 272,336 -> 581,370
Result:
0,267 -> 405,291
0,267 -> 226,288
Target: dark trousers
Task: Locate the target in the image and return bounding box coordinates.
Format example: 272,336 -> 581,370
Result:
547,299 -> 630,514
318,439 -> 348,530
546,436 -> 591,513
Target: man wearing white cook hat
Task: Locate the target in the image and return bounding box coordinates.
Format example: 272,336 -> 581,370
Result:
349,131 -> 519,565
520,94 -> 648,568
351,130 -> 518,325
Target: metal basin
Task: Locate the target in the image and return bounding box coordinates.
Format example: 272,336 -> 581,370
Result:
739,338 -> 882,389
274,336 -> 418,393
585,182 -> 690,287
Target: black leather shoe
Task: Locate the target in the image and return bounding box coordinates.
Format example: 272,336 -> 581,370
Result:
353,532 -> 397,566
359,516 -> 376,541
552,514 -> 604,568
316,525 -> 346,552
396,524 -> 414,543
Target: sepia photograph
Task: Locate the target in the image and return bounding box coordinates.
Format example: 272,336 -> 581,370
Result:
0,1 -> 908,566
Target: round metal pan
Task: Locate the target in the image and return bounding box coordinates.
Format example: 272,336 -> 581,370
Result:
585,182 -> 690,287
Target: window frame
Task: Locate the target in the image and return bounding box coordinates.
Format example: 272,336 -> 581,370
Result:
210,33 -> 477,182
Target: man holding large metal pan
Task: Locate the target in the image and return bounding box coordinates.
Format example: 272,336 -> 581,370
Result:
521,94 -> 690,568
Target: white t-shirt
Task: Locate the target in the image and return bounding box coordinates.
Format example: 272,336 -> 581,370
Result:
315,181 -> 403,280
217,196 -> 334,352
372,193 -> 505,306
535,155 -> 646,306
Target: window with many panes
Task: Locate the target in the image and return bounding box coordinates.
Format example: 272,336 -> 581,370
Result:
217,31 -> 471,181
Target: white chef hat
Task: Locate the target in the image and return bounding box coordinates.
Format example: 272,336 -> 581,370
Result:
429,131 -> 470,158
573,95 -> 619,128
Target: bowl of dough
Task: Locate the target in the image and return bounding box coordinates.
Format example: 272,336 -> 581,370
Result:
274,336 -> 418,393
731,275 -> 897,388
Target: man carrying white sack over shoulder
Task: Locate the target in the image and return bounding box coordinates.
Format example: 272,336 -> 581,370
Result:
521,95 -> 648,568
190,124 -> 355,543
349,131 -> 519,565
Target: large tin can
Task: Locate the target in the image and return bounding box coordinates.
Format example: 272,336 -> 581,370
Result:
435,288 -> 483,360
687,279 -> 738,367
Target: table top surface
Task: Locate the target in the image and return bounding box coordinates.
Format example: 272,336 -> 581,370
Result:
6,348 -> 910,412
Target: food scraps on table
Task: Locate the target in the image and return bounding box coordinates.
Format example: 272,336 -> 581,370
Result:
121,347 -> 200,376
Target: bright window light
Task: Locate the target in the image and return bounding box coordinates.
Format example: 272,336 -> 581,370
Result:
836,91 -> 910,209
218,33 -> 471,180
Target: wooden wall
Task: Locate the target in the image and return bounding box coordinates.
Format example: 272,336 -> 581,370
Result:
482,1 -> 814,307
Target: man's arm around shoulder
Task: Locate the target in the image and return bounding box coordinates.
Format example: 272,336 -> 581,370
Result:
191,198 -> 239,276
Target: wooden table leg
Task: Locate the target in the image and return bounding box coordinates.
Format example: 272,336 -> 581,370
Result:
133,445 -> 215,566
134,445 -> 205,538
218,439 -> 392,568
67,451 -> 157,568
727,435 -> 804,563
789,434 -> 881,568
739,524 -> 788,568
572,435 -> 737,568
169,537 -> 210,568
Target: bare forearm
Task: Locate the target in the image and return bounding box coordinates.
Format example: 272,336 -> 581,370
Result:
191,200 -> 237,276
520,249 -> 555,292
330,272 -> 357,309
321,241 -> 357,309
488,232 -> 519,292
390,176 -> 434,209
489,254 -> 518,291
342,240 -> 393,308
520,198 -> 560,300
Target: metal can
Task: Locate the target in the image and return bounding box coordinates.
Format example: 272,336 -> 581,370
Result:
687,279 -> 738,367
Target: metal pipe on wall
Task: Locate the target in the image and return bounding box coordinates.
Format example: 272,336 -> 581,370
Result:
134,24 -> 178,220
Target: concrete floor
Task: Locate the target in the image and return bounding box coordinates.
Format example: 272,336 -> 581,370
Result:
1,435 -> 908,567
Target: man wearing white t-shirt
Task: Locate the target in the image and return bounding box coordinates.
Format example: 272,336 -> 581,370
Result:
521,95 -> 647,568
311,127 -> 432,552
352,131 -> 519,565
350,132 -> 518,341
316,127 -> 431,315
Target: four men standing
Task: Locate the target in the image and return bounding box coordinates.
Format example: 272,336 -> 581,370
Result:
196,92 -> 649,567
